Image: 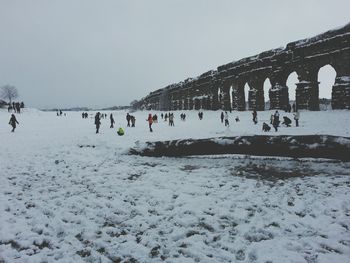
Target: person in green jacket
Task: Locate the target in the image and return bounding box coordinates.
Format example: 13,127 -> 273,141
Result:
117,127 -> 124,136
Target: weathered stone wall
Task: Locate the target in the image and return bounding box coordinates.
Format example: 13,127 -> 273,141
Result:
332,77 -> 350,109
133,23 -> 350,111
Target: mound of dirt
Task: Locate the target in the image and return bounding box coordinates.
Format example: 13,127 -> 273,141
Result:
129,135 -> 350,161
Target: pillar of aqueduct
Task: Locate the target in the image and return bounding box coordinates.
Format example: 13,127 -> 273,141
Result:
133,23 -> 350,111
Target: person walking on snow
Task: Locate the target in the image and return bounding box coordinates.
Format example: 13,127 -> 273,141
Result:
293,110 -> 300,127
95,112 -> 101,133
274,110 -> 279,122
272,111 -> 280,132
130,115 -> 136,127
126,113 -> 131,127
224,111 -> 229,127
110,113 -> 115,128
220,111 -> 224,123
169,113 -> 174,126
153,114 -> 158,123
9,114 -> 19,132
147,113 -> 153,132
252,110 -> 258,124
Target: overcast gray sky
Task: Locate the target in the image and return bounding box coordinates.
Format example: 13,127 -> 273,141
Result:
0,0 -> 349,109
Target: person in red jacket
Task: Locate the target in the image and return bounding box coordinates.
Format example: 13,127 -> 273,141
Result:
147,113 -> 153,132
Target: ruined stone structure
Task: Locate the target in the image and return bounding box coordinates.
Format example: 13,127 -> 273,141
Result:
133,23 -> 350,111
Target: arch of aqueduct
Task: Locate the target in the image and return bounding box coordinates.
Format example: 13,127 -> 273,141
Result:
133,23 -> 350,111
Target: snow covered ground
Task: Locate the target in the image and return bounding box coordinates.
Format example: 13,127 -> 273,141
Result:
0,108 -> 349,262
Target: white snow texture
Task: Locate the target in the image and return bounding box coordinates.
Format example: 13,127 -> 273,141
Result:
0,109 -> 349,263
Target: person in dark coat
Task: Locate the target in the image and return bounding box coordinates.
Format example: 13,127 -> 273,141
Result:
282,116 -> 292,127
130,115 -> 136,127
198,111 -> 203,120
169,113 -> 174,126
95,112 -> 101,133
224,111 -> 229,127
153,114 -> 158,123
126,113 -> 131,127
16,102 -> 21,113
262,122 -> 271,132
110,113 -> 115,128
9,114 -> 19,132
272,111 -> 280,132
220,112 -> 224,123
252,110 -> 258,124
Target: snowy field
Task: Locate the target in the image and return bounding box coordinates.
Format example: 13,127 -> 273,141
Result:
0,109 -> 350,263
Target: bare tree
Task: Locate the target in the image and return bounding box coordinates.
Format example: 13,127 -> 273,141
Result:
0,85 -> 18,103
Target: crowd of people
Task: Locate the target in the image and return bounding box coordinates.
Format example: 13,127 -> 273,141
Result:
126,113 -> 136,127
92,112 -> 137,134
56,110 -> 66,116
4,102 -> 24,132
221,111 -> 240,127
260,109 -> 300,132
7,102 -> 24,114
142,109 -> 301,134
4,106 -> 302,134
2,95 -> 305,135
216,108 -> 300,133
88,109 -> 302,135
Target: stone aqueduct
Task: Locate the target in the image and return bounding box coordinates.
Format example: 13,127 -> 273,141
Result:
133,23 -> 350,111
